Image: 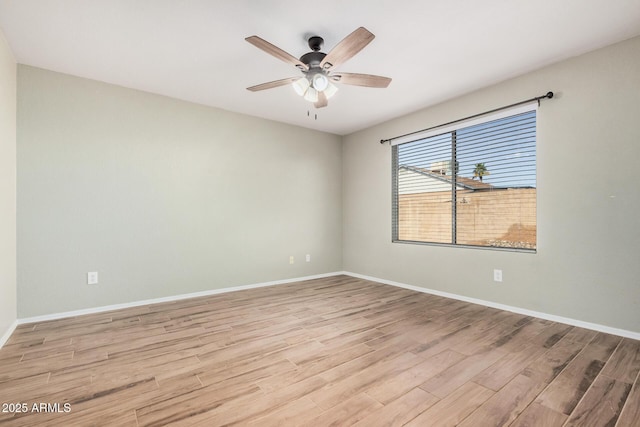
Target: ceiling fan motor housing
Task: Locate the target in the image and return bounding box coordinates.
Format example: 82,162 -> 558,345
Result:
300,36 -> 327,68
300,51 -> 326,68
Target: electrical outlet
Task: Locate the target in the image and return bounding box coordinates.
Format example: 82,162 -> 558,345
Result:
493,269 -> 503,282
289,256 -> 294,264
306,254 -> 311,262
88,271 -> 98,285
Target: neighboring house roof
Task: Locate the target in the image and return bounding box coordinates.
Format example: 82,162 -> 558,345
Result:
399,165 -> 494,191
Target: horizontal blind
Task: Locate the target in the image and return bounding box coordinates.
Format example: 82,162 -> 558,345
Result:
389,102 -> 538,146
393,110 -> 537,251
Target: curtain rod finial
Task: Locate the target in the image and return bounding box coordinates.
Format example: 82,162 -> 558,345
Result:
546,91 -> 554,99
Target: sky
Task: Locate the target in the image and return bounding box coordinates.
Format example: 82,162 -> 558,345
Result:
397,110 -> 536,188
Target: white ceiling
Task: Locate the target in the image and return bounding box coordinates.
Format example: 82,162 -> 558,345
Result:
1,1 -> 639,135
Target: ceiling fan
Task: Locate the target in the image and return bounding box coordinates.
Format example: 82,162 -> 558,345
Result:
245,27 -> 391,109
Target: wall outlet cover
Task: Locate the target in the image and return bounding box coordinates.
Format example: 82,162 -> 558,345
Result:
88,272 -> 98,285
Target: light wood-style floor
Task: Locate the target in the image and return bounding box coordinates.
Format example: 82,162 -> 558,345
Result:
1,275 -> 639,426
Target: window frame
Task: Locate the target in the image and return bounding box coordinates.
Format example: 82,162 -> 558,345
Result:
391,103 -> 538,253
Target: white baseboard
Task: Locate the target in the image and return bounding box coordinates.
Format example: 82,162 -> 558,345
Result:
9,270 -> 639,344
0,319 -> 18,348
17,272 -> 343,326
342,271 -> 640,341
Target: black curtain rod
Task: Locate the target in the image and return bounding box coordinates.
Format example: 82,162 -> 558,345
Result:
380,91 -> 554,144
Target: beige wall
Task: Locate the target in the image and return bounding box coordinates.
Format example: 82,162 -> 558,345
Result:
343,36 -> 640,333
17,66 -> 342,317
0,30 -> 17,339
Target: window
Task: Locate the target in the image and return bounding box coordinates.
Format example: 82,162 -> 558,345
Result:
392,107 -> 537,251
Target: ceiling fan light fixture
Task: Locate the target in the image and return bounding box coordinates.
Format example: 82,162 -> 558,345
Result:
246,27 -> 391,109
292,77 -> 310,96
324,82 -> 338,99
304,87 -> 318,103
311,73 -> 329,92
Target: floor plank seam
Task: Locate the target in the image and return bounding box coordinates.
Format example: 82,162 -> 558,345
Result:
614,368 -> 640,427
531,328 -> 587,409
565,335 -> 622,425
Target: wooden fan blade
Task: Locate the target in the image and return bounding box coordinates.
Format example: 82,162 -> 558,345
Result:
245,36 -> 308,70
331,73 -> 391,88
320,27 -> 375,70
314,91 -> 328,108
247,77 -> 300,92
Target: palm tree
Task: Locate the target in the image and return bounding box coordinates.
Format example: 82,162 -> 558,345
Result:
473,163 -> 490,182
